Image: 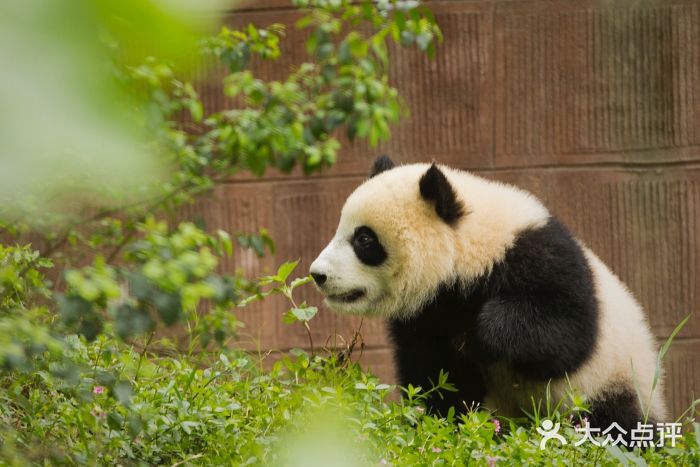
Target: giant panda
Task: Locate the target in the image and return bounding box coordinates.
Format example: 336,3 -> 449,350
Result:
309,156 -> 668,432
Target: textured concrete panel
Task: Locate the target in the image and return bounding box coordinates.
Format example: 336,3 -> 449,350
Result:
234,0 -> 291,12
375,4 -> 493,168
664,339 -> 700,421
494,1 -> 700,166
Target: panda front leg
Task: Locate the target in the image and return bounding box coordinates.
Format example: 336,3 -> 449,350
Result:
389,321 -> 487,417
470,296 -> 597,381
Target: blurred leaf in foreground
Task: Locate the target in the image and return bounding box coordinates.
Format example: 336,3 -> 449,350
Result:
0,0 -> 227,210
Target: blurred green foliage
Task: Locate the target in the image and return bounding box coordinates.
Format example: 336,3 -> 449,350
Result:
0,0 -> 225,205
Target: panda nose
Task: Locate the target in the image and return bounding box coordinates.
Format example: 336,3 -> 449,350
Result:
310,272 -> 327,286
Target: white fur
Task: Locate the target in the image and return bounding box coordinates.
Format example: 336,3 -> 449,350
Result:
555,248 -> 668,419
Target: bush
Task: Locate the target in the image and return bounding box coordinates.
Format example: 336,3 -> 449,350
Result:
1,333 -> 698,465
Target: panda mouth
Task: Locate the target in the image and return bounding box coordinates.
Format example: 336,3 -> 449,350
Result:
327,289 -> 365,303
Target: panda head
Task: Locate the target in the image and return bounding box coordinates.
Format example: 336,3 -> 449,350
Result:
309,156 -> 466,319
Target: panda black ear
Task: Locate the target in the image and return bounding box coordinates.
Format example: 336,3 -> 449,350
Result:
369,155 -> 395,178
419,163 -> 465,225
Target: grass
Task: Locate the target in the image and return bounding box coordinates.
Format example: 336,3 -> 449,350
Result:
0,333 -> 698,466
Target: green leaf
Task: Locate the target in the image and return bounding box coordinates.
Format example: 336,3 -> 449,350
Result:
128,272 -> 153,301
114,304 -> 154,340
101,348 -> 113,366
371,40 -> 388,67
416,33 -> 431,52
261,229 -> 275,254
96,370 -> 117,387
400,30 -> 414,46
653,314 -> 691,389
604,444 -> 630,466
394,10 -> 406,31
296,14 -> 315,29
79,315 -> 102,342
107,412 -> 124,430
152,290 -> 182,325
58,295 -> 92,326
127,414 -> 144,438
220,353 -> 231,367
276,260 -> 299,282
284,305 -> 318,324
113,380 -> 133,406
290,276 -> 313,290
218,230 -> 233,256
347,32 -> 368,58
189,100 -> 203,122
250,235 -> 265,257
206,276 -> 237,305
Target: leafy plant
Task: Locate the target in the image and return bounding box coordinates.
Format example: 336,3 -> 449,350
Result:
0,0 -> 441,362
1,333 -> 698,465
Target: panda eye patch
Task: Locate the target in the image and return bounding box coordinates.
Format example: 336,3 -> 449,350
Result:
356,232 -> 373,247
352,226 -> 387,266
352,227 -> 377,249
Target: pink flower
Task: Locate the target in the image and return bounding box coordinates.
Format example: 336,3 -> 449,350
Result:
415,407 -> 425,413
418,447 -> 425,453
487,456 -> 498,467
93,386 -> 105,395
379,459 -> 388,465
492,418 -> 501,434
574,415 -> 590,429
431,447 -> 442,453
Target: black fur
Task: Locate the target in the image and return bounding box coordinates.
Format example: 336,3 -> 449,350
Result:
388,217 -> 598,416
389,283 -> 488,415
352,226 -> 387,266
588,386 -> 661,449
370,155 -> 395,178
588,388 -> 653,441
419,164 -> 465,225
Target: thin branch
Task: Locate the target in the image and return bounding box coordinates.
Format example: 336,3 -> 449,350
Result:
303,321 -> 315,357
171,454 -> 204,466
134,332 -> 155,383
